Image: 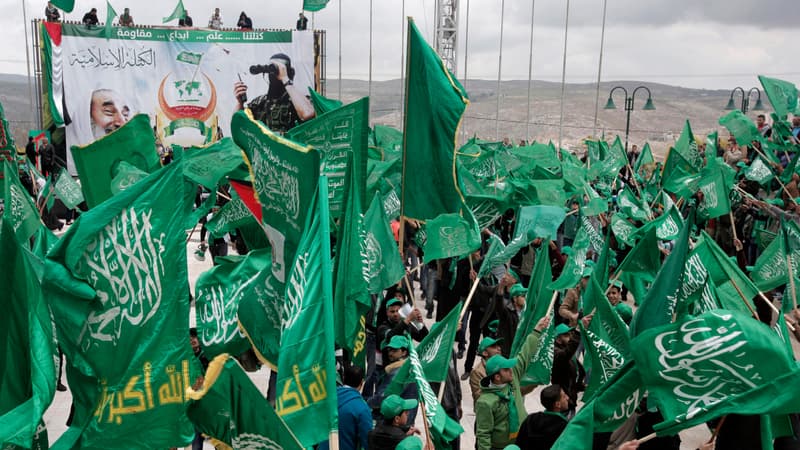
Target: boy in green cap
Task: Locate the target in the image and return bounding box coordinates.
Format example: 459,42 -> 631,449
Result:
475,315 -> 551,450
368,395 -> 421,450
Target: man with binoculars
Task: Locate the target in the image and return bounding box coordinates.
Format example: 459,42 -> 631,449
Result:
233,53 -> 315,133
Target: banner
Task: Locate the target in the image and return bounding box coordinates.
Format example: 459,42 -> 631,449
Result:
55,24 -> 315,173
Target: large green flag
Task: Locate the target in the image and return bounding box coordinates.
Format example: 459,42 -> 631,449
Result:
71,114 -> 160,208
617,226 -> 661,284
719,110 -> 761,146
630,210 -> 694,338
617,185 -> 650,221
162,0 -> 186,23
363,194 -> 405,294
551,362 -> 644,450
186,354 -> 304,450
276,178 -> 338,448
632,310 -> 800,437
750,217 -> 800,292
697,164 -> 732,220
232,109 -> 320,285
401,18 -> 470,222
308,87 -> 344,116
3,161 -> 41,243
53,168 -> 85,210
182,138 -> 247,190
388,301 -> 463,390
422,211 -> 481,261
303,0 -> 329,12
674,120 -> 703,169
610,214 -> 637,247
287,97 -> 369,219
661,146 -> 701,199
0,193 -> 57,449
744,156 -> 775,186
516,244 -> 556,386
478,205 -> 566,270
194,249 -> 271,359
758,75 -> 799,119
43,162 -> 195,448
332,153 -> 371,355
579,215 -> 604,254
0,102 -> 17,162
548,226 -> 591,291
580,278 -> 631,402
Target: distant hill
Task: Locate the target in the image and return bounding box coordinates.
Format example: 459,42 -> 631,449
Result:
1,73 -> 749,157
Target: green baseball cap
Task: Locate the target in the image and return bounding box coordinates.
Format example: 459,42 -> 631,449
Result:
386,298 -> 404,308
555,323 -> 574,336
385,335 -> 410,350
396,437 -> 424,450
487,319 -> 499,333
507,268 -> 520,282
485,354 -> 517,377
509,283 -> 527,297
478,336 -> 503,354
380,394 -> 419,419
581,266 -> 594,278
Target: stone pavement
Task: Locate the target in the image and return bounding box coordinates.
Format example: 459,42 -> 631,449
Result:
45,231 -> 783,449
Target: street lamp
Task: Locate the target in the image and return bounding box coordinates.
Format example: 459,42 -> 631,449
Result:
725,87 -> 764,114
604,85 -> 655,152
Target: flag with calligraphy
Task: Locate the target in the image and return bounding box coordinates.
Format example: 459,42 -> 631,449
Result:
750,217 -> 800,292
363,194 -> 405,294
3,161 -> 41,244
186,354 -> 304,450
42,161 -> 195,449
205,189 -> 257,240
673,120 -> 703,169
548,225 -> 591,291
422,212 -> 482,261
53,168 -> 85,210
661,146 -> 700,199
758,75 -> 800,119
401,18 -> 470,223
515,245 -> 556,386
634,142 -> 655,182
616,226 -> 661,284
632,309 -> 800,437
744,156 -> 775,186
182,138 -> 248,190
70,114 -> 161,209
0,176 -> 57,450
551,362 -> 644,450
630,209 -> 694,338
276,178 -> 338,448
195,249 -> 271,359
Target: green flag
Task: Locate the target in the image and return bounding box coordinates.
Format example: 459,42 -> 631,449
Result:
205,190 -> 257,240
548,226 -> 591,291
630,210 -> 694,337
634,142 -> 655,182
579,215 -> 604,254
617,185 -> 650,221
53,168 -> 85,210
43,162 -> 195,448
617,226 -> 661,283
195,249 -> 271,359
661,146 -> 700,199
632,310 -> 800,437
611,214 -> 637,247
50,0 -> 75,12
516,244 -> 555,386
422,212 -> 481,261
303,0 -> 330,11
363,194 -> 405,294
750,217 -> 800,292
719,110 -> 761,146
743,156 -> 775,186
758,75 -> 799,119
478,205 -> 566,271
697,164 -> 732,220
287,97 -> 369,219
162,0 -> 186,23
332,153 -> 371,355
276,178 -> 338,448
401,18 -> 470,222
674,120 -> 703,169
182,138 -> 247,190
0,195 -> 57,449
551,362 -> 644,450
71,114 -> 160,208
308,87 -> 344,115
105,1 -> 117,39
186,354 -> 304,450
0,102 -> 16,162
3,161 -> 40,243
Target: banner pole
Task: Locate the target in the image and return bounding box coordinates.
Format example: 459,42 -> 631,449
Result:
458,277 -> 481,323
591,0 -> 608,139
524,0 -> 536,143
493,0 -> 506,140
556,0 -> 571,153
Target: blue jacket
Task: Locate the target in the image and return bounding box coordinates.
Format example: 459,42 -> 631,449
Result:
319,386 -> 373,450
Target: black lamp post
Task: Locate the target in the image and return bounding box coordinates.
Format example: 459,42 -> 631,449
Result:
725,87 -> 764,114
604,85 -> 655,152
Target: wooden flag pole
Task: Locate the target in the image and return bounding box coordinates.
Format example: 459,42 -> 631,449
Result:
544,290 -> 559,318
437,380 -> 447,403
788,254 -> 799,311
727,278 -> 760,321
458,277 -> 482,323
328,431 -> 340,450
418,401 -> 435,450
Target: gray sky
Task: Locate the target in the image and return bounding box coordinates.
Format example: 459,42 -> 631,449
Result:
1,0 -> 798,89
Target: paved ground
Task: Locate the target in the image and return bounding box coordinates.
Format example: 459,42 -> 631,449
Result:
43,229 -> 800,449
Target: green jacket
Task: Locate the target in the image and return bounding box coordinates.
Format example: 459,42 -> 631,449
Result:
474,329 -> 542,450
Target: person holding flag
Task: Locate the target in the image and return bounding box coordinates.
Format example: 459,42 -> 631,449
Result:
368,395 -> 422,450
469,337 -> 504,404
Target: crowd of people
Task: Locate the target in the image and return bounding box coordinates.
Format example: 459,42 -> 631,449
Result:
43,2 -> 311,31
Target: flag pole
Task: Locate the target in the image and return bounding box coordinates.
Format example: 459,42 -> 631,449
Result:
458,277 -> 481,323
591,0 -> 608,139
788,254 -> 798,311
21,0 -> 35,125
337,0 -> 342,100
524,0 -> 536,143
460,0 -> 471,144
398,17 -> 412,259
494,0 -> 506,140
399,0 -> 406,124
368,0 -> 373,109
727,277 -> 760,321
556,0 -> 571,153
418,402 -> 435,450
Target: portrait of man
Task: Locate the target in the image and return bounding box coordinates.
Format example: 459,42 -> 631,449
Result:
90,89 -> 132,139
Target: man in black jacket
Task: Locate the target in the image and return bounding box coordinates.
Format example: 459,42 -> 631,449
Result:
368,395 -> 420,450
515,384 -> 570,450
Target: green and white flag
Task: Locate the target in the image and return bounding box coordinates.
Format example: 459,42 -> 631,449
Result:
674,120 -> 703,169
617,185 -> 650,221
308,88 -> 344,116
719,110 -> 761,146
363,194 -> 405,294
422,212 -> 481,262
275,178 -> 338,448
632,310 -> 800,437
205,190 -> 258,239
478,205 -> 566,271
162,0 -> 186,23
0,185 -> 57,450
3,161 -> 41,243
634,142 -> 656,182
517,244 -> 557,386
758,75 -> 800,119
43,162 -> 195,448
750,217 -> 800,292
182,138 -> 247,190
54,168 -> 85,210
580,216 -> 604,254
744,156 -> 775,186
548,226 -> 591,291
303,0 -> 330,12
186,355 -> 304,450
611,214 -> 637,247
661,146 -> 701,199
176,51 -> 202,65
195,249 -> 271,359
697,165 -> 732,220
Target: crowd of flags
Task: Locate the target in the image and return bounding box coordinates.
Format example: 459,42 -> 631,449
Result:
2,6 -> 800,450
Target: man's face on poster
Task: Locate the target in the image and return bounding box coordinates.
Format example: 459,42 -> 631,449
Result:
90,89 -> 130,138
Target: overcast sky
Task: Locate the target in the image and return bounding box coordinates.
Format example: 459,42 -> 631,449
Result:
1,0 -> 798,90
